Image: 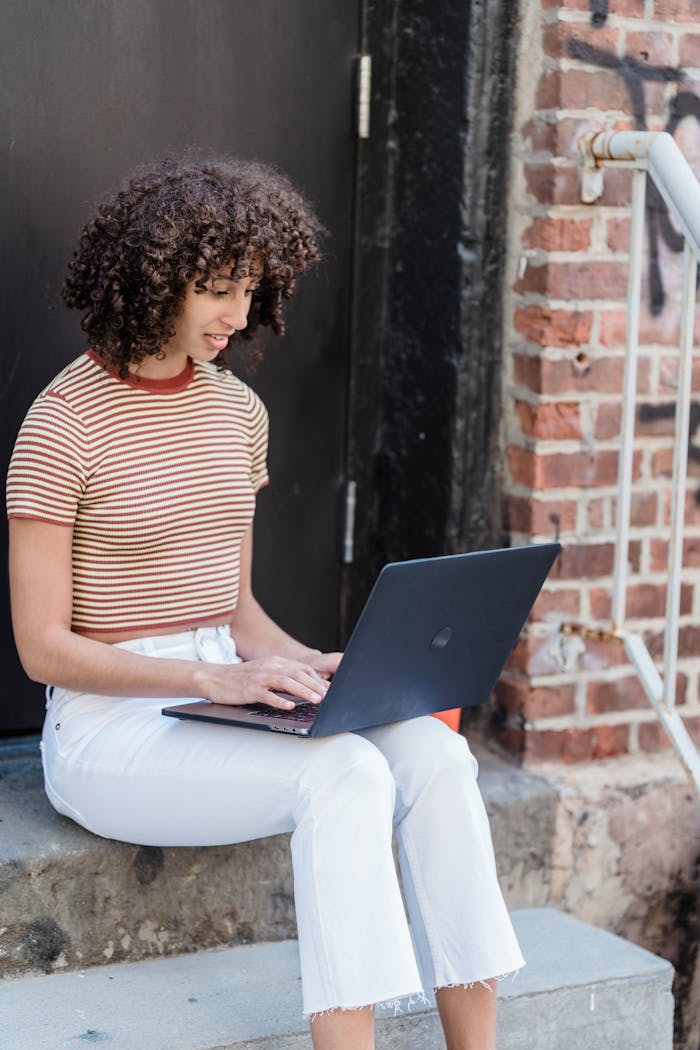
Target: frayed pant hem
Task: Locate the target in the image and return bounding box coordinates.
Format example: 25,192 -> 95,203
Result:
306,989 -> 431,1022
434,962 -> 525,995
306,964 -> 525,1019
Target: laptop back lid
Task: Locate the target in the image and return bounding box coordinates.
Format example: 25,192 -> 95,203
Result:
309,542 -> 560,736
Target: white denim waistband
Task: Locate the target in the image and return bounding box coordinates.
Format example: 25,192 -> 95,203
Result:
113,624 -> 241,664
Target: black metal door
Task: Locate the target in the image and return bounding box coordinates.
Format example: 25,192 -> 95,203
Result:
0,2 -> 359,733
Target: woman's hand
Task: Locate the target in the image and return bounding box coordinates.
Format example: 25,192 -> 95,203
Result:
200,655 -> 334,710
307,651 -> 343,680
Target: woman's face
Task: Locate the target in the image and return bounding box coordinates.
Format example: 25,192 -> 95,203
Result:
164,267 -> 260,363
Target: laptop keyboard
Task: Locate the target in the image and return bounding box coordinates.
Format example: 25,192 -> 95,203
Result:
246,701 -> 317,724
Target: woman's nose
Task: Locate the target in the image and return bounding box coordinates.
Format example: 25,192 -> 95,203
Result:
220,299 -> 249,330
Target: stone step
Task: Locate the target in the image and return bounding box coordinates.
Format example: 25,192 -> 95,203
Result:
0,738 -> 557,978
0,908 -> 674,1050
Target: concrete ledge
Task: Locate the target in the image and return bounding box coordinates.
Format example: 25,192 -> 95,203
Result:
0,908 -> 674,1050
0,740 -> 557,977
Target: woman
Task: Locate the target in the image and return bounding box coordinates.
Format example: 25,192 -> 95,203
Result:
7,157 -> 523,1050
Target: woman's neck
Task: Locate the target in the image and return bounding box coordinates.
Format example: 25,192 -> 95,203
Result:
128,347 -> 189,380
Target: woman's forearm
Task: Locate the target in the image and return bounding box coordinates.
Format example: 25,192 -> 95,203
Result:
24,625 -> 212,699
9,520 -> 325,701
229,593 -> 320,662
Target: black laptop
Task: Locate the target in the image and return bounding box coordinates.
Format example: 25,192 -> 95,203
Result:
162,542 -> 560,737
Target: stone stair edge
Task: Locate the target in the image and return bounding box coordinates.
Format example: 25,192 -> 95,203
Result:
0,908 -> 675,1050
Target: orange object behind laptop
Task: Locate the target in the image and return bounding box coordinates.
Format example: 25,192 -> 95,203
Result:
432,709 -> 461,732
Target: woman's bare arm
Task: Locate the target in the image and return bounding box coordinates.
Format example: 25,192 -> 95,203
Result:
9,518 -> 332,707
230,523 -> 343,679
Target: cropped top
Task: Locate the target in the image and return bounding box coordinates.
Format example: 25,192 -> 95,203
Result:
6,351 -> 269,634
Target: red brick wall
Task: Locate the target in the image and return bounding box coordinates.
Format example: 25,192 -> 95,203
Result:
496,0 -> 700,764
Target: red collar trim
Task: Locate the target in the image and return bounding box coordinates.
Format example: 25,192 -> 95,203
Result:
87,350 -> 195,392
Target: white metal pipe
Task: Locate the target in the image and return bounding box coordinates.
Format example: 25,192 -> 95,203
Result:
662,242 -> 697,709
611,169 -> 646,631
583,129 -> 700,795
625,633 -> 700,793
624,632 -> 663,703
590,131 -> 700,259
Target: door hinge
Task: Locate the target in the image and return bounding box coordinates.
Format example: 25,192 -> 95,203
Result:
355,55 -> 371,139
340,480 -> 357,564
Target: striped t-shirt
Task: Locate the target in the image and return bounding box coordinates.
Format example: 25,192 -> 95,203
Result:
6,350 -> 269,634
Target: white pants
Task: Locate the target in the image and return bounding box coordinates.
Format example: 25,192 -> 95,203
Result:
40,625 -> 525,1017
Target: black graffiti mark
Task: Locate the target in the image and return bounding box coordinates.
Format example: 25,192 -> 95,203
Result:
639,401 -> 700,445
589,1 -> 649,27
639,403 -> 700,502
666,88 -> 700,145
645,92 -> 700,314
589,0 -> 609,27
567,40 -> 682,128
567,39 -> 700,314
548,512 -> 561,542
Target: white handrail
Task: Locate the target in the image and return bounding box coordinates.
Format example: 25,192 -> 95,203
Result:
586,131 -> 700,258
664,242 -> 696,711
580,130 -> 700,793
611,168 -> 645,631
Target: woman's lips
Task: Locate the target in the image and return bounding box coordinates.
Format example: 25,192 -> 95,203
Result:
204,334 -> 230,350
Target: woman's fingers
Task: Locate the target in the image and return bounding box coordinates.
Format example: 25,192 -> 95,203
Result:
209,657 -> 330,708
258,690 -> 297,711
309,651 -> 343,678
251,683 -> 321,710
266,659 -> 328,698
270,673 -> 326,704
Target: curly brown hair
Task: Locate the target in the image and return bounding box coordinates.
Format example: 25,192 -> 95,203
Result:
62,157 -> 323,376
